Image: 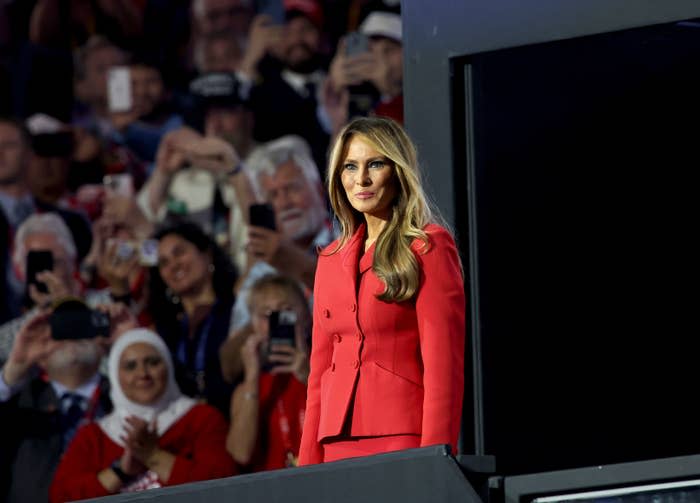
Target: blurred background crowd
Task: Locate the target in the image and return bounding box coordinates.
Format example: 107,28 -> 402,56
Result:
0,0 -> 405,501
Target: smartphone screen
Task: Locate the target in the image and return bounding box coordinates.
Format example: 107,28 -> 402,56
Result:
249,203 -> 277,230
107,66 -> 132,113
26,250 -> 54,294
269,310 -> 297,347
345,31 -> 369,56
139,239 -> 159,267
103,173 -> 134,198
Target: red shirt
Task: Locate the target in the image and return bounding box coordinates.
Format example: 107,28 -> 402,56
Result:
247,373 -> 307,472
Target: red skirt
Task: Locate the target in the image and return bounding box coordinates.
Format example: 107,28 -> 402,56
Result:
322,434 -> 421,463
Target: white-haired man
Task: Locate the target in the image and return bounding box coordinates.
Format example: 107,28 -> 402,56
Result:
0,213 -> 81,364
244,135 -> 332,289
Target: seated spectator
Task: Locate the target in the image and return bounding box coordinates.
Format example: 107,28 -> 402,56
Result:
0,213 -> 83,361
0,117 -> 93,317
322,8 -> 404,136
49,328 -> 235,501
239,135 -> 333,296
148,221 -> 238,415
0,306 -> 129,503
109,58 -> 185,166
244,0 -> 331,174
137,75 -> 257,270
80,194 -> 155,322
225,273 -> 310,471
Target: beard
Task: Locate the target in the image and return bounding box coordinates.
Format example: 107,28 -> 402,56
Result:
278,206 -> 324,242
285,47 -> 321,74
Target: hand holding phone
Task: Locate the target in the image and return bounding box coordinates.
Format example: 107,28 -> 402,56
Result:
345,31 -> 369,57
262,310 -> 297,372
249,203 -> 276,230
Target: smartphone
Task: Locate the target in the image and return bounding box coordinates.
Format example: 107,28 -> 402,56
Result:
103,173 -> 134,198
345,31 -> 369,56
138,239 -> 159,267
249,203 -> 276,230
107,66 -> 132,113
269,310 -> 297,348
262,309 -> 297,371
26,250 -> 54,294
256,0 -> 285,25
49,297 -> 111,340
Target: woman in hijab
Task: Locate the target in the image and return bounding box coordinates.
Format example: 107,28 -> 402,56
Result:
49,329 -> 236,502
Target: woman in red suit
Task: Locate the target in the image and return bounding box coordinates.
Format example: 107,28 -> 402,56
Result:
298,117 -> 465,464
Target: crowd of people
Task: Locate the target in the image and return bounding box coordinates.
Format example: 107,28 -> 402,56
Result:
0,1 -> 466,502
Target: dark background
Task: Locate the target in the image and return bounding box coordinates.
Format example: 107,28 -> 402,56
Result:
404,0 -> 700,477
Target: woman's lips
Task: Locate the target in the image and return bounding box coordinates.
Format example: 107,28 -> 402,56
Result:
355,192 -> 375,199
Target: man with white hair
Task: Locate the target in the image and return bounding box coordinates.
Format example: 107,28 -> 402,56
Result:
0,213 -> 81,364
227,135 -> 333,332
245,135 -> 332,290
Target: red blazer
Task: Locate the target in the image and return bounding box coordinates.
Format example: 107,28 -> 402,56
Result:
298,223 -> 465,465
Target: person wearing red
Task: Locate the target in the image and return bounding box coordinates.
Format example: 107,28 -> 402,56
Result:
225,274 -> 310,471
298,117 -> 465,465
49,328 -> 236,502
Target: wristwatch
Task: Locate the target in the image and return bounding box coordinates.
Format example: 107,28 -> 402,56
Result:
110,459 -> 135,484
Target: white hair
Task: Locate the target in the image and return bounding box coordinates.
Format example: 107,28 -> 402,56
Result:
245,135 -> 321,201
12,213 -> 77,275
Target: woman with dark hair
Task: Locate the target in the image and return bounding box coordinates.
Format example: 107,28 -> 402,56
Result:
147,220 -> 237,416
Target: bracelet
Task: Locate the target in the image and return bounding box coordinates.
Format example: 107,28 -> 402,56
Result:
225,162 -> 244,177
110,459 -> 135,485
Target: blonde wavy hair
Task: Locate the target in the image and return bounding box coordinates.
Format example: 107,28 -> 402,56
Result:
327,117 -> 436,302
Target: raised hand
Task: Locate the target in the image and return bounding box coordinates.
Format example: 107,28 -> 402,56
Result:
3,311 -> 58,386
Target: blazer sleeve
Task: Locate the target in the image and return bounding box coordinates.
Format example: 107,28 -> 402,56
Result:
167,405 -> 237,484
49,424 -> 112,503
415,226 -> 466,454
298,261 -> 334,465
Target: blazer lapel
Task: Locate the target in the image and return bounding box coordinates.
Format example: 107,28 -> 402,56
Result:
340,224 -> 366,294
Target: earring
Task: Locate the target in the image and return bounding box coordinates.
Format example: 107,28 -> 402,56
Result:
208,263 -> 215,273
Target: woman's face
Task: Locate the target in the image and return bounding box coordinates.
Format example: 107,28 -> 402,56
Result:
340,135 -> 397,220
157,233 -> 211,296
118,342 -> 168,405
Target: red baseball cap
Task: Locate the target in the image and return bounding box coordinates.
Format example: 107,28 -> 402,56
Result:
284,0 -> 323,29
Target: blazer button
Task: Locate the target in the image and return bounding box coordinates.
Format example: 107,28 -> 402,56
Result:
349,303 -> 357,312
323,308 -> 330,318
352,360 -> 360,369
333,333 -> 342,343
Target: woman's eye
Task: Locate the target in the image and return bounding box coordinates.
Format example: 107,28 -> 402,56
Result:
146,356 -> 162,367
122,361 -> 137,371
343,163 -> 357,171
369,160 -> 385,169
